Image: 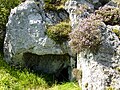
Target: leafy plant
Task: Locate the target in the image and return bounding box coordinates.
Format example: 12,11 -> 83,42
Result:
69,14 -> 102,53
46,21 -> 71,44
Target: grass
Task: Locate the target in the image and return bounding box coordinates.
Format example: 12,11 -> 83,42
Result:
49,82 -> 80,90
0,51 -> 81,90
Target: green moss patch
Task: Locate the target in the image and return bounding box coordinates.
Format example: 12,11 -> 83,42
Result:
44,0 -> 68,10
112,25 -> 120,38
46,21 -> 71,44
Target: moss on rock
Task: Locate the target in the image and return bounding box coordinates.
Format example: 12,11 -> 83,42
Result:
112,25 -> 120,38
46,21 -> 71,44
44,0 -> 68,10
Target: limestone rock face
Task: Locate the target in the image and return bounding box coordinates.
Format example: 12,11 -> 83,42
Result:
77,24 -> 120,90
4,0 -> 70,74
65,0 -> 94,29
45,9 -> 69,25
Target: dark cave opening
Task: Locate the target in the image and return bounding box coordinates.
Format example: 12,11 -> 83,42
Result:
23,52 -> 70,83
55,67 -> 69,83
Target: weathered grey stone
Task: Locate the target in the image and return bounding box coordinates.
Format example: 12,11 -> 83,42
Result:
77,24 -> 120,90
4,0 -> 71,76
65,0 -> 112,29
65,0 -> 94,29
44,9 -> 69,25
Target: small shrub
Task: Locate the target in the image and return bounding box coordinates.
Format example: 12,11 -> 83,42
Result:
95,5 -> 120,25
69,5 -> 120,53
46,22 -> 71,44
69,14 -> 102,53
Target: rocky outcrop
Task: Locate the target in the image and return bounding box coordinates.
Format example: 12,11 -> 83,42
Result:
4,0 -> 71,78
5,0 -> 120,89
77,24 -> 120,90
66,0 -> 120,89
45,9 -> 69,25
65,0 -> 93,29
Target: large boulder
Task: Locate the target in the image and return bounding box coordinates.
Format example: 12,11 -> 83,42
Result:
77,24 -> 120,90
4,0 -> 71,76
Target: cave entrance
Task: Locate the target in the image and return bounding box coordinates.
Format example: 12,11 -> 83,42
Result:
55,67 -> 69,83
23,52 -> 70,83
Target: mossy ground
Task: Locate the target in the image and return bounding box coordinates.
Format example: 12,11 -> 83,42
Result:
0,51 -> 80,90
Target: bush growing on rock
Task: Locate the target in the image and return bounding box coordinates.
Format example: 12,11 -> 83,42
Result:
46,21 -> 71,44
69,5 -> 120,53
69,14 -> 102,53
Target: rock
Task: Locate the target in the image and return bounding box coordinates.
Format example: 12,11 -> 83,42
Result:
4,0 -> 71,77
77,24 -> 120,90
65,0 -> 94,29
44,9 -> 69,25
64,0 -> 112,29
66,0 -> 120,88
